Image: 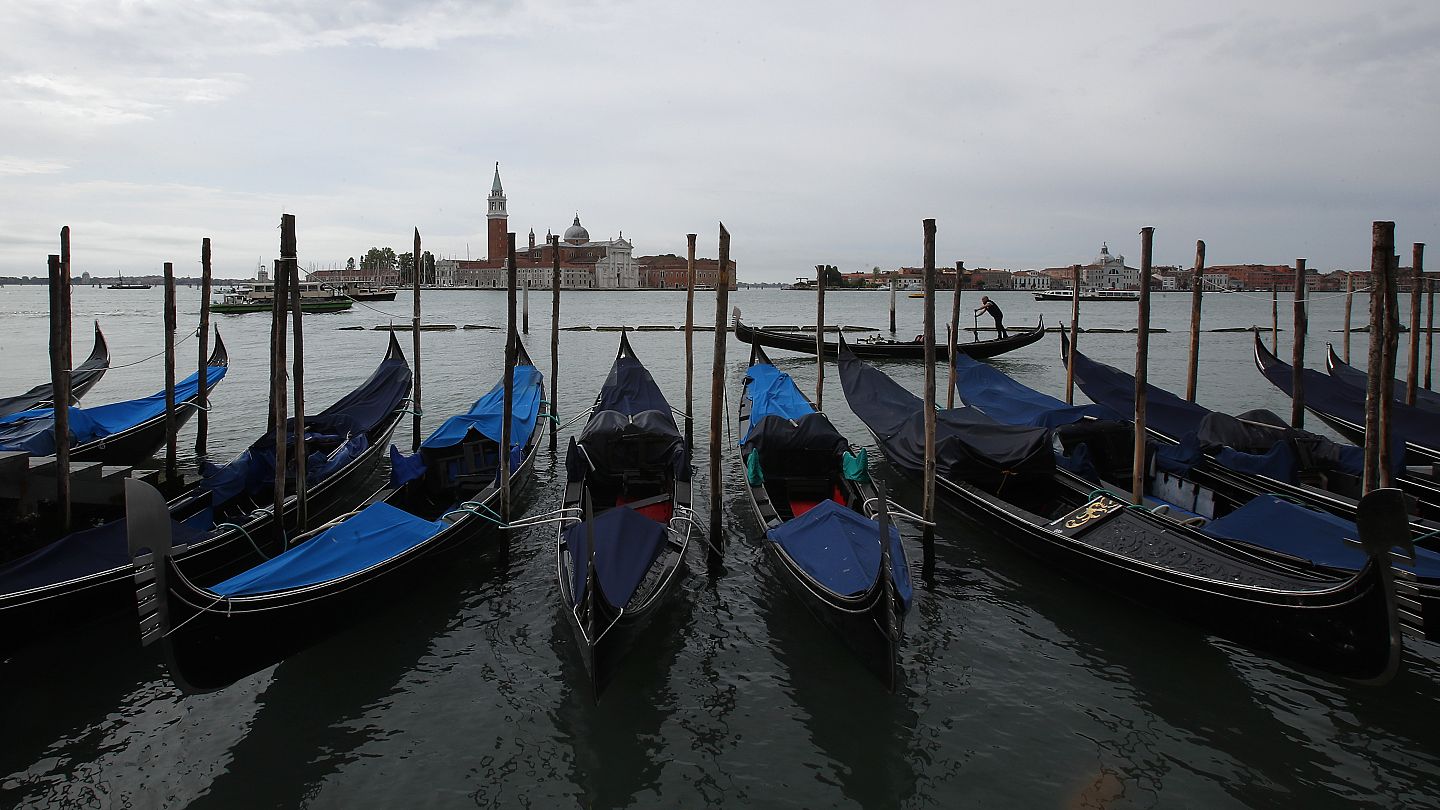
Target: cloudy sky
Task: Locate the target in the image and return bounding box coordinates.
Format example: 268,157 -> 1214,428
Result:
2,0 -> 1437,281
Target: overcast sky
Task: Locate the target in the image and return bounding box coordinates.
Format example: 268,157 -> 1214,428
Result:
2,1 -> 1437,281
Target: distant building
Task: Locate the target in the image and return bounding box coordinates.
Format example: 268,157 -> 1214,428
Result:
1042,243 -> 1140,289
1010,270 -> 1050,290
636,254 -> 737,289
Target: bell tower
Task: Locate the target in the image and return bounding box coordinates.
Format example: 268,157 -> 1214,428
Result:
487,162 -> 508,263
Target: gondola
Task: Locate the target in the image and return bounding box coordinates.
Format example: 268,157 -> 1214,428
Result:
0,332 -> 228,466
1326,344 -> 1440,413
954,347 -> 1439,643
737,342 -> 912,688
1254,333 -> 1440,465
0,322 -> 110,418
0,334 -> 410,653
125,338 -> 547,692
1060,332 -> 1440,527
556,332 -> 692,699
838,336 -> 1411,683
734,306 -> 1045,360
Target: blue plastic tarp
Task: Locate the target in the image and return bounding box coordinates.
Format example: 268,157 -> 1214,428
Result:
741,364 -> 816,442
1200,495 -> 1440,577
1215,441 -> 1297,483
201,431 -> 367,507
766,499 -> 913,611
0,365 -> 226,455
420,365 -> 544,451
0,508 -> 214,597
566,506 -> 669,610
210,502 -> 445,597
952,355 -> 1121,428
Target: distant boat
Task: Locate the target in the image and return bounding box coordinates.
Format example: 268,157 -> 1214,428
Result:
108,273 -> 151,290
1033,288 -> 1139,302
329,281 -> 398,301
907,292 -> 926,299
211,280 -> 353,314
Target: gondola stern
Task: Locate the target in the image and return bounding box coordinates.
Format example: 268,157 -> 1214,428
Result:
384,330 -> 406,364
1349,487 -> 1415,686
208,329 -> 229,368
125,479 -> 174,649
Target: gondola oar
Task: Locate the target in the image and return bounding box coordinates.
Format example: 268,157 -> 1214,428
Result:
876,479 -> 901,691
583,488 -> 600,701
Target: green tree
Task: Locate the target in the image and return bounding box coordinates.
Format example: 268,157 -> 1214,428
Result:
397,250 -> 435,285
346,256 -> 356,272
359,247 -> 396,273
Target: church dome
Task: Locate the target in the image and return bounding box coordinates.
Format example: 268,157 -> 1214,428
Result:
563,214 -> 589,245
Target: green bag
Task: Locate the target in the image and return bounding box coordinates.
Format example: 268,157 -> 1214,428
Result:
842,448 -> 871,482
746,448 -> 765,486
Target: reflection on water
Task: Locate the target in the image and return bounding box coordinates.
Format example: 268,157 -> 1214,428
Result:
2,286 -> 1439,808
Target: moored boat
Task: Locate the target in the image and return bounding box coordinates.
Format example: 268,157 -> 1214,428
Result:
737,342 -> 912,688
555,332 -> 692,699
211,280 -> 354,314
0,334 -> 408,654
0,322 -> 110,419
735,306 -> 1045,360
0,332 -> 227,466
839,335 -> 1411,683
125,339 -> 546,692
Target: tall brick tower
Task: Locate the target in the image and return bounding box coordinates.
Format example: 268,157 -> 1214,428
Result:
487,162 -> 508,263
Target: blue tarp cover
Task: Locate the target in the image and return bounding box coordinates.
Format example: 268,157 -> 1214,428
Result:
765,499 -> 913,611
420,365 -> 543,451
1200,495 -> 1440,577
210,502 -> 445,597
952,354 -> 1121,428
201,431 -> 368,507
0,365 -> 225,455
742,364 -> 816,442
566,505 -> 669,610
1215,442 -> 1297,483
0,508 -> 214,596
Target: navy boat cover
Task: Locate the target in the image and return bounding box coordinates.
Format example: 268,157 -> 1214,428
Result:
765,499 -> 913,610
200,348 -> 409,506
0,508 -> 213,596
838,347 -> 1053,489
952,354 -> 1121,428
1200,495 -> 1440,578
565,505 -> 670,609
576,341 -> 687,480
1069,340 -> 1364,477
1257,339 -> 1438,456
209,502 -> 445,597
0,365 -> 226,456
1327,347 -> 1440,413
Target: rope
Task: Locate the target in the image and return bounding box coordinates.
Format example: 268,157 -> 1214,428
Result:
216,521 -> 269,561
103,326 -> 201,371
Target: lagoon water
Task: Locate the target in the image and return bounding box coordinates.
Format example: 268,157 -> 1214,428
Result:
2,284 -> 1438,809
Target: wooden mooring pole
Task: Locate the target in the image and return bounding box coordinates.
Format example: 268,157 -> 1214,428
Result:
1270,283 -> 1278,354
1066,265 -> 1080,405
1291,258 -> 1307,429
1427,277 -> 1435,391
1406,243 -> 1425,405
1185,241 -> 1205,403
501,233 -> 518,522
1343,272 -> 1354,364
708,224 -> 731,543
1379,249 -> 1401,488
815,264 -> 826,410
947,261 -> 962,409
49,243 -> 71,533
196,238 -> 212,456
1364,222 -> 1395,493
921,219 -> 937,545
889,279 -> 897,334
270,257 -> 290,544
550,235 -> 561,452
411,228 -> 423,452
684,233 -> 697,451
522,281 -> 530,335
288,261 -> 309,531
163,262 -> 177,482
1132,227 -> 1155,506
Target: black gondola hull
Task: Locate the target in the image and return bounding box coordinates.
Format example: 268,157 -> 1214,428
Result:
0,409 -> 403,652
735,312 -> 1046,360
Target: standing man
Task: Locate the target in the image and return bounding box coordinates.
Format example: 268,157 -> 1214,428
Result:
975,295 -> 1007,338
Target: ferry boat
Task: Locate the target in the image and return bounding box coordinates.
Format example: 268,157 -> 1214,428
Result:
1033,288 -> 1140,302
108,273 -> 152,290
210,280 -> 354,314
